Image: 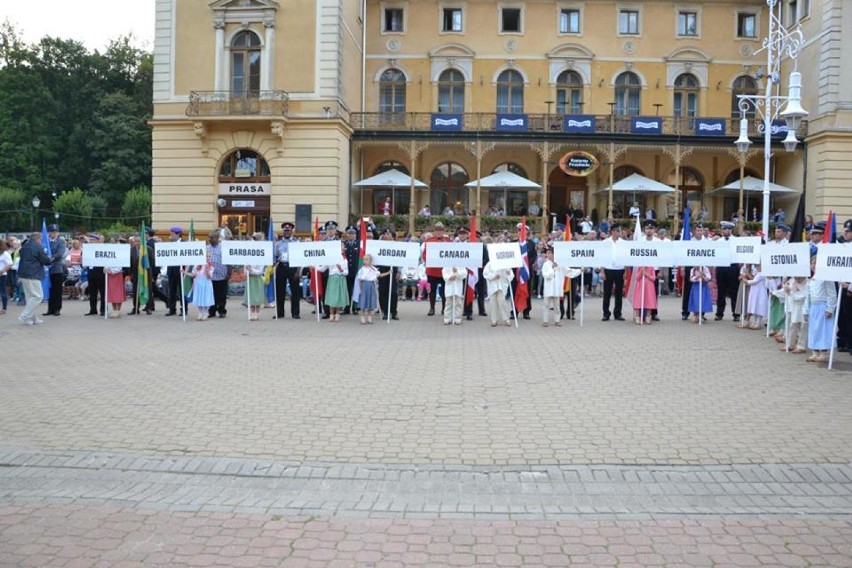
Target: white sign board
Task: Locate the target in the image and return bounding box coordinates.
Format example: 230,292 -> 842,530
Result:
82,243 -> 131,268
614,240 -> 674,268
672,240 -> 732,267
154,241 -> 207,267
760,243 -> 811,277
221,240 -> 274,265
729,237 -> 762,264
486,242 -> 522,270
365,240 -> 422,268
553,241 -> 614,268
814,243 -> 852,282
424,242 -> 483,270
287,241 -> 345,267
218,183 -> 270,196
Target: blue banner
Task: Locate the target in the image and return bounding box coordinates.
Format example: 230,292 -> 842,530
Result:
563,115 -> 596,133
630,117 -> 662,134
695,118 -> 726,136
431,113 -> 462,131
496,114 -> 528,132
757,119 -> 789,138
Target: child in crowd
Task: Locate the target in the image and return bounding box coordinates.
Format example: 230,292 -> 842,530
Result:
745,263 -> 768,330
320,243 -> 349,322
416,261 -> 429,301
105,266 -> 125,318
355,253 -> 379,324
189,259 -> 214,321
482,252 -> 514,327
688,266 -> 713,322
245,232 -> 266,321
806,254 -> 837,363
400,263 -> 418,301
441,265 -> 466,325
781,275 -> 808,353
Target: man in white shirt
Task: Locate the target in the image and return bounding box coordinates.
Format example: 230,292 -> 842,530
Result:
600,223 -> 625,321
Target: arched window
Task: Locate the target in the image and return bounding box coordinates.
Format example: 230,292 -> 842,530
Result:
492,163 -> 527,177
231,31 -> 261,96
724,168 -> 760,185
219,148 -> 270,180
496,70 -> 524,113
218,148 -> 271,238
556,70 -> 583,115
731,75 -> 758,118
673,73 -> 699,119
438,69 -> 465,113
374,161 -> 409,176
379,68 -> 406,115
614,72 -> 641,116
430,162 -> 470,214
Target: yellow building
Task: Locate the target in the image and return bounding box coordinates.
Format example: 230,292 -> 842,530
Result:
151,0 -> 848,235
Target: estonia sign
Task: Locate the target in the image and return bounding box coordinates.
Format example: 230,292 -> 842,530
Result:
221,241 -> 274,265
553,241 -> 613,268
82,243 -> 131,268
486,242 -> 522,270
672,240 -> 732,267
287,241 -> 345,267
814,243 -> 852,282
760,243 -> 811,277
365,240 -> 422,268
614,240 -> 674,267
425,242 -> 483,270
729,237 -> 762,264
154,241 -> 207,267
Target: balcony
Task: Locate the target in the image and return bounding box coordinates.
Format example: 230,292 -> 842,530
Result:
350,112 -> 808,140
186,91 -> 289,117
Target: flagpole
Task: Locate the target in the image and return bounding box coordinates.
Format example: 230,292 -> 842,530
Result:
387,269 -> 392,323
698,276 -> 702,326
315,270 -> 321,323
828,291 -> 842,371
273,269 -> 278,317
784,312 -> 790,352
639,268 -> 644,326
104,272 -> 109,321
246,267 -> 251,321
180,270 -> 186,322
579,271 -> 584,327
509,282 -> 518,328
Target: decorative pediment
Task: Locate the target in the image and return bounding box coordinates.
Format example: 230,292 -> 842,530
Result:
209,0 -> 280,10
665,47 -> 712,63
428,43 -> 476,59
546,43 -> 595,60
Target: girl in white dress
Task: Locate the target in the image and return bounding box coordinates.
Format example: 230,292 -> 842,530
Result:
745,264 -> 769,330
189,261 -> 214,320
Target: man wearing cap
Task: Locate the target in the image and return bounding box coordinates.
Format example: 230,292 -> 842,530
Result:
165,226 -> 185,316
43,224 -> 67,316
600,222 -> 626,321
207,231 -> 229,318
836,219 -> 852,353
423,221 -> 451,316
343,226 -> 360,315
714,220 -> 740,322
274,222 -> 301,319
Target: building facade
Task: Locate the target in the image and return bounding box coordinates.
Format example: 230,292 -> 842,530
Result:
151,0 -> 848,235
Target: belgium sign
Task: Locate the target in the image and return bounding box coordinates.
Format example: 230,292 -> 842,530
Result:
558,151 -> 599,177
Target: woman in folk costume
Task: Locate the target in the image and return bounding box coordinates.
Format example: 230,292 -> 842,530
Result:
687,266 -> 713,322
105,266 -> 126,318
441,264 -> 466,325
319,242 -> 350,322
630,264 -> 658,325
806,254 -> 837,363
744,263 -> 769,330
734,263 -> 754,327
244,233 -> 266,321
354,253 -> 379,324
781,275 -> 808,354
482,257 -> 514,327
189,258 -> 214,321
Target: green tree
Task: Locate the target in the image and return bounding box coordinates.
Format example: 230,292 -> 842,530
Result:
53,188 -> 95,231
0,186 -> 28,230
121,186 -> 151,224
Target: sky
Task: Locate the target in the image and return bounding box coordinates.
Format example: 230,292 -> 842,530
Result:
2,0 -> 156,52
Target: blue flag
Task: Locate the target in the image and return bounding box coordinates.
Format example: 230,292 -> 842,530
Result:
40,218 -> 52,299
265,217 -> 276,302
682,207 -> 691,241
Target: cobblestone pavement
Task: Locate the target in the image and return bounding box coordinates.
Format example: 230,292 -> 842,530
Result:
1,295 -> 851,566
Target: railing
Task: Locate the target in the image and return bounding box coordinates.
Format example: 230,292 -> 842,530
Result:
350,112 -> 808,138
186,91 -> 289,117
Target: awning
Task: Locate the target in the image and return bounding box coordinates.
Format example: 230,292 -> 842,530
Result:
353,169 -> 428,188
595,173 -> 675,194
464,171 -> 542,190
705,176 -> 798,196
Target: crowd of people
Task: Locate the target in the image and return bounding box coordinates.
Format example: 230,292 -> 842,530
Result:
3,214 -> 849,364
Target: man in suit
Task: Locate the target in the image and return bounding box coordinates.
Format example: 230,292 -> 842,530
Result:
43,224 -> 67,316
165,226 -> 184,316
274,222 -> 301,319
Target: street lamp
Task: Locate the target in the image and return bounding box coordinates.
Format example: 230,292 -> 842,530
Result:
734,114 -> 752,234
733,0 -> 808,239
31,196 -> 40,231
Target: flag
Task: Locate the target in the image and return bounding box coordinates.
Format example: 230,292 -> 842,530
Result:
823,211 -> 836,244
514,216 -> 530,312
137,222 -> 150,307
465,217 -> 478,306
789,194 -> 806,243
682,206 -> 691,241
309,217 -> 324,304
265,216 -> 275,302
563,215 -> 572,293
353,218 -> 369,303
633,215 -> 642,241
40,218 -> 51,299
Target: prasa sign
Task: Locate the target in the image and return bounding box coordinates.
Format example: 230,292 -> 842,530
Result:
218,183 -> 270,196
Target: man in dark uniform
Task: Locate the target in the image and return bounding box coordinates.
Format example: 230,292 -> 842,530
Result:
128,236 -> 140,314
342,226 -> 360,315
836,220 -> 852,352
165,226 -> 184,316
44,224 -> 66,316
714,220 -> 740,321
376,228 -> 399,320
476,231 -> 488,317
274,222 -> 301,319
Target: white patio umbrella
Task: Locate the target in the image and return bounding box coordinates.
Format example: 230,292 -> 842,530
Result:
465,171 -> 542,217
595,173 -> 675,194
704,176 -> 798,196
352,169 -> 428,219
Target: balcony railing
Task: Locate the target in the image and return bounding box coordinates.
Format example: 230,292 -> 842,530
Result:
350,112 -> 808,139
186,91 -> 289,117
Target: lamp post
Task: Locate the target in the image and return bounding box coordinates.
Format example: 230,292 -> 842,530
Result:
31,196 -> 40,231
734,0 -> 808,239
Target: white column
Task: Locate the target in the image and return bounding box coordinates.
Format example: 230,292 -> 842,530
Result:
214,21 -> 225,91
263,19 -> 276,92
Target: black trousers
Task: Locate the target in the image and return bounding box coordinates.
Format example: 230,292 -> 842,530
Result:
837,289 -> 852,350
715,266 -> 739,318
275,264 -> 301,318
476,268 -> 487,315
129,275 -> 138,312
210,279 -> 229,317
88,276 -> 105,315
166,266 -> 184,314
602,269 -> 624,318
48,272 -> 64,314
427,275 -> 445,312
146,268 -> 166,311
681,266 -> 693,317
378,275 -> 398,317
